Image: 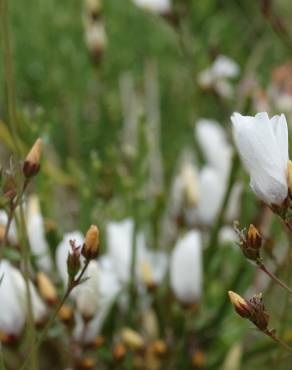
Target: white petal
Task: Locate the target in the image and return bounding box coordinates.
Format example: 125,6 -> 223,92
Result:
170,231 -> 202,304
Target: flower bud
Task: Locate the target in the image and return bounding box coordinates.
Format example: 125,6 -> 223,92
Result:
23,138 -> 42,178
112,343 -> 127,362
150,340 -> 167,357
67,242 -> 81,281
121,328 -> 144,350
249,293 -> 269,331
287,160 -> 292,198
191,350 -> 205,369
36,272 -> 58,305
228,291 -> 252,319
82,225 -> 100,260
76,357 -> 95,370
241,224 -> 262,261
58,304 -> 74,327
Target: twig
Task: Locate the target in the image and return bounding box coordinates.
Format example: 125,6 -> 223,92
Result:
257,261 -> 292,295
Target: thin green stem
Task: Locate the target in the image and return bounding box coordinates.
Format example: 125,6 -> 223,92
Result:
0,343 -> 6,370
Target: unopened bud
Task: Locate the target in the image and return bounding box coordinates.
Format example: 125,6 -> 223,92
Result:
67,241 -> 81,281
235,222 -> 262,261
241,224 -> 262,261
76,357 -> 95,370
121,328 -> 144,350
287,160 -> 292,198
112,343 -> 127,362
58,304 -> 74,327
191,350 -> 205,369
228,291 -> 252,319
82,225 -> 100,260
150,339 -> 167,357
249,293 -> 269,331
23,138 -> 42,178
0,331 -> 18,345
36,272 -> 58,305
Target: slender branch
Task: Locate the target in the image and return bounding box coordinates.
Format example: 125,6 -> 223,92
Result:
264,329 -> 292,355
257,261 -> 292,294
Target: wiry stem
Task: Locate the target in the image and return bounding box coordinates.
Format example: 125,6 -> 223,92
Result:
264,329 -> 292,355
257,260 -> 292,294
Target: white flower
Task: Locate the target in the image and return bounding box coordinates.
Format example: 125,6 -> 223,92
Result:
170,231 -> 202,304
198,55 -> 239,98
231,112 -> 289,206
0,211 -> 18,245
133,0 -> 171,13
74,256 -> 121,343
26,195 -> 52,271
55,231 -> 84,287
106,219 -> 167,288
0,261 -> 26,336
195,118 -> 232,175
9,267 -> 47,324
106,219 -> 145,284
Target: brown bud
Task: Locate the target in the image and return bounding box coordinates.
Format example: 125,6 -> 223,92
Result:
287,160 -> 292,198
0,331 -> 18,346
67,241 -> 81,281
23,138 -> 42,178
238,224 -> 262,261
228,291 -> 252,319
58,304 -> 74,327
150,339 -> 167,357
112,343 -> 127,362
82,225 -> 100,260
87,335 -> 105,349
249,293 -> 269,331
75,357 -> 95,370
191,350 -> 205,369
36,272 -> 58,305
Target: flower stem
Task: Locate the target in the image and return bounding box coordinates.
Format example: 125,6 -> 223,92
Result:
257,261 -> 292,294
264,329 -> 292,355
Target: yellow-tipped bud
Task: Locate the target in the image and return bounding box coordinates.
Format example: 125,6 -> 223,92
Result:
36,272 -> 58,305
150,339 -> 167,357
228,291 -> 252,319
82,225 -> 100,260
247,224 -> 262,249
121,328 -> 145,350
23,138 -> 42,178
287,160 -> 292,198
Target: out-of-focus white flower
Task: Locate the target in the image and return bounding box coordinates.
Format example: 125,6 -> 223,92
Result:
138,249 -> 168,288
170,160 -> 199,219
106,219 -> 145,284
0,261 -> 26,337
198,55 -> 239,98
74,256 -> 121,343
85,22 -> 107,60
231,112 -> 289,206
26,195 -> 52,271
0,210 -> 17,245
10,267 -> 47,324
170,231 -> 202,304
269,63 -> 292,112
74,261 -> 100,320
56,231 -> 84,287
133,0 -> 171,14
106,219 -> 167,288
219,226 -> 238,245
195,119 -> 232,175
